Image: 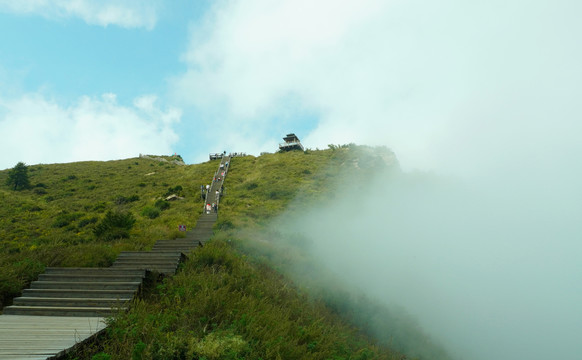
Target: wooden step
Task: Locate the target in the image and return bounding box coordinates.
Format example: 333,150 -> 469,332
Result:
30,281 -> 141,290
112,260 -> 180,267
13,297 -> 131,308
22,288 -> 136,299
44,267 -> 146,276
2,306 -> 124,317
117,251 -> 183,257
110,266 -> 178,274
38,273 -> 145,282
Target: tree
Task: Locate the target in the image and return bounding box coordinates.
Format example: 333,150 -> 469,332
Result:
6,162 -> 30,190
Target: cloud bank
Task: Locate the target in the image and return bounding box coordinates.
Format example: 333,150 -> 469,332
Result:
176,0 -> 582,177
0,93 -> 180,170
284,157 -> 582,360
0,0 -> 160,29
175,1 -> 582,359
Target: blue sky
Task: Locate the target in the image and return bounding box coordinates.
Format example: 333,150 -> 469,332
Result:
1,0 -> 581,177
0,0 -> 323,169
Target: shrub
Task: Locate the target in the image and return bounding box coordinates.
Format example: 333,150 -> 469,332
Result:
114,195 -> 140,205
141,206 -> 160,219
114,195 -> 128,205
154,199 -> 170,211
52,212 -> 83,228
92,353 -> 111,360
164,185 -> 183,197
216,218 -> 235,230
78,217 -> 99,228
93,202 -> 107,212
94,210 -> 136,241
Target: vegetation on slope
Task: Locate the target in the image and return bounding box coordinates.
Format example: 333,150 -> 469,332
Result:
77,240 -> 404,359
1,146 -> 451,359
0,156 -> 215,308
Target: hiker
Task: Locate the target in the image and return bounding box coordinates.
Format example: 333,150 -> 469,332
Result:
206,203 -> 211,214
212,202 -> 217,213
206,184 -> 210,192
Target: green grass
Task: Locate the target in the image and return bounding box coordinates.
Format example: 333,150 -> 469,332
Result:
0,156 -> 216,308
73,239 -> 404,360
2,147 -> 451,360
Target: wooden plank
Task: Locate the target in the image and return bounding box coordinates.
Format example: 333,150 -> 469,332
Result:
0,315 -> 105,359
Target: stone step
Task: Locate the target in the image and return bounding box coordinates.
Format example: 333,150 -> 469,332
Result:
44,267 -> 146,276
38,273 -> 145,282
13,297 -> 131,308
30,281 -> 141,290
2,306 -> 124,317
22,288 -> 136,299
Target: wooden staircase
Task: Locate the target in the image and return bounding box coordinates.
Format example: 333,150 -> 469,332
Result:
0,156 -> 230,359
3,267 -> 145,317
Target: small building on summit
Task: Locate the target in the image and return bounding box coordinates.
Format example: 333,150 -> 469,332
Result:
279,133 -> 305,152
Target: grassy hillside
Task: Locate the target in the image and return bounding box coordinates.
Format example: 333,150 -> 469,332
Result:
0,155 -> 215,308
1,147 -> 451,360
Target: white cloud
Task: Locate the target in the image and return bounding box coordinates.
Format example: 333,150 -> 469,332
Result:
0,0 -> 160,29
175,0 -> 582,177
172,0 -> 582,359
0,92 -> 180,169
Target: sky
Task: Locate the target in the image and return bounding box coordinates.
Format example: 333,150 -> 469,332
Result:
0,0 -> 578,175
0,1 -> 581,359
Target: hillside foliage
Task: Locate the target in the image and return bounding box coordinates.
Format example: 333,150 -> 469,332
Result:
1,147 -> 451,360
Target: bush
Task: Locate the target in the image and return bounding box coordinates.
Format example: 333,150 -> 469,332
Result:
164,185 -> 183,197
114,195 -> 140,205
34,188 -> 47,195
94,210 -> 136,241
93,202 -> 107,212
154,199 -> 170,211
141,206 -> 160,219
52,212 -> 83,228
78,217 -> 99,228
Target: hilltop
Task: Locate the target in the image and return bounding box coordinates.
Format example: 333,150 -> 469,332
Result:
0,146 -> 451,360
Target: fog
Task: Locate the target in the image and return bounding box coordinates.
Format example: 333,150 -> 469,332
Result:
271,153 -> 582,359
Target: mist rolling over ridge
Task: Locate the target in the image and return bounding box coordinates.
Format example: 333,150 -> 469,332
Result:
264,146 -> 582,360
